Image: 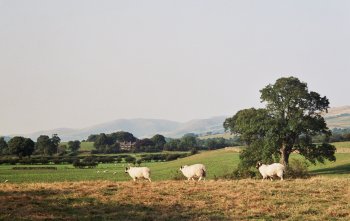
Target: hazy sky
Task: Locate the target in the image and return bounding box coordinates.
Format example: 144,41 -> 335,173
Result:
1,0 -> 349,135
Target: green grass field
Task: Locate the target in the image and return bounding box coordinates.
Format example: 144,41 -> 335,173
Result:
1,146 -> 350,220
1,148 -> 349,183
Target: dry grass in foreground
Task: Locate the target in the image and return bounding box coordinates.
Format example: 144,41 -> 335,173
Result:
0,177 -> 349,221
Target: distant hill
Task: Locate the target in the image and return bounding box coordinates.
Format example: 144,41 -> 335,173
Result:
22,119 -> 180,141
324,106 -> 350,129
10,106 -> 350,141
20,117 -> 226,141
163,116 -> 226,138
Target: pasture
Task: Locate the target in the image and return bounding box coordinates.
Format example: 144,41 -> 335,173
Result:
1,178 -> 349,220
1,147 -> 350,183
1,142 -> 349,220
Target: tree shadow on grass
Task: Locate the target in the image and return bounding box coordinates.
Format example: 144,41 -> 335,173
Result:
311,163 -> 350,175
0,188 -> 229,221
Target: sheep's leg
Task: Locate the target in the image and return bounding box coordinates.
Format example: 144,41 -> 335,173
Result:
148,178 -> 152,182
198,176 -> 202,181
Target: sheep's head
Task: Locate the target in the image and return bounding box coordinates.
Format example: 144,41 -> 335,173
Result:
179,165 -> 187,171
256,161 -> 262,169
125,167 -> 130,173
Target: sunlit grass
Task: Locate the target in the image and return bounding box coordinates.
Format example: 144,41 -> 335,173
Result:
0,177 -> 349,220
1,148 -> 349,183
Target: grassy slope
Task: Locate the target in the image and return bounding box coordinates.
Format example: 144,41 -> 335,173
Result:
1,148 -> 349,183
0,149 -> 240,183
198,133 -> 236,139
61,141 -> 95,151
1,178 -> 349,220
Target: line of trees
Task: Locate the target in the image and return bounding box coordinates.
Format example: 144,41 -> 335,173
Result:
0,134 -> 63,158
0,134 -> 83,158
0,130 -> 239,158
90,131 -> 239,154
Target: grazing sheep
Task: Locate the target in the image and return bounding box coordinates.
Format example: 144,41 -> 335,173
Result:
4,180 -> 8,183
125,166 -> 151,182
113,172 -> 117,175
103,170 -> 108,173
256,162 -> 285,181
179,164 -> 206,181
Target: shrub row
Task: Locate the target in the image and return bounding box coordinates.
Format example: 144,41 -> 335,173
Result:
73,159 -> 98,169
0,152 -> 192,165
140,153 -> 190,162
0,155 -> 125,165
12,166 -> 57,170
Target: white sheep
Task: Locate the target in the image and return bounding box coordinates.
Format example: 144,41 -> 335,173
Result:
125,166 -> 151,182
256,162 -> 285,181
179,164 -> 206,181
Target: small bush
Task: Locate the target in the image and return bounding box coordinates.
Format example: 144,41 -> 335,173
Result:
73,159 -> 98,169
220,166 -> 259,180
62,157 -> 76,164
9,158 -> 19,165
124,156 -> 136,164
136,159 -> 142,166
285,158 -> 310,179
52,158 -> 61,164
190,148 -> 198,155
115,157 -> 122,163
68,152 -> 78,157
91,150 -> 99,154
171,170 -> 186,180
165,154 -> 180,161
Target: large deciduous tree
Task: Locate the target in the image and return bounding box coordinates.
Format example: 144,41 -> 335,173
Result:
224,76 -> 336,167
110,131 -> 137,143
8,136 -> 35,158
68,140 -> 81,153
36,134 -> 61,156
151,134 -> 166,149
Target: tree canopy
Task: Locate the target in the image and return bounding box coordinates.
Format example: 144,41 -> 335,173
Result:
35,135 -> 61,156
0,137 -> 8,155
68,140 -> 81,153
151,134 -> 166,149
224,76 -> 336,167
8,136 -> 35,157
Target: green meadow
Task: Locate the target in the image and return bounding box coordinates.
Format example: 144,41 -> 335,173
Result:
1,142 -> 350,220
1,143 -> 350,183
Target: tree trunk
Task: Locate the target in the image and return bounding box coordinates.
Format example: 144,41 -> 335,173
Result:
280,144 -> 290,167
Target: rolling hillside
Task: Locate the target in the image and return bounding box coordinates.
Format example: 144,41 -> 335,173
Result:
21,117 -> 227,141
324,106 -> 350,128
10,106 -> 350,141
